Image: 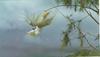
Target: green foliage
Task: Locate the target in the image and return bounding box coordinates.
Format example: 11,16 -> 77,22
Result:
25,0 -> 99,56
68,49 -> 100,57
53,0 -> 99,49
77,20 -> 84,47
60,15 -> 98,50
55,0 -> 99,13
61,32 -> 70,48
55,0 -> 72,5
61,16 -> 75,48
25,0 -> 99,49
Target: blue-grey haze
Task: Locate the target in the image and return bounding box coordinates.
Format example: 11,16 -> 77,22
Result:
0,0 -> 99,57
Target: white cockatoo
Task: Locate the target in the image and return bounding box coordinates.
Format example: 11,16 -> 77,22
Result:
26,11 -> 54,36
27,26 -> 40,36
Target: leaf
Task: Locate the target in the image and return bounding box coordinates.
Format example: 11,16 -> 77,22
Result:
64,0 -> 72,5
74,1 -> 77,11
77,21 -> 84,47
55,0 -> 62,4
61,32 -> 70,48
79,32 -> 84,47
95,34 -> 100,40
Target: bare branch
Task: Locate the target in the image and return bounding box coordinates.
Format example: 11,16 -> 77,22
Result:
45,5 -> 98,14
84,9 -> 99,25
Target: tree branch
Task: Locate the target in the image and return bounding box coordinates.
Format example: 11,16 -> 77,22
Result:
84,9 -> 99,25
45,5 -> 98,14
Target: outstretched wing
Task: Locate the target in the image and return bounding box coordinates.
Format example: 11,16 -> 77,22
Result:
35,11 -> 54,28
36,17 -> 54,28
25,14 -> 36,27
26,11 -> 54,29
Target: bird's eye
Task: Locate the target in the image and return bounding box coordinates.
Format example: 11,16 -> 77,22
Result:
32,26 -> 36,30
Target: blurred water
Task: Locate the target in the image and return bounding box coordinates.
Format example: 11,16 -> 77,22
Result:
0,0 -> 99,57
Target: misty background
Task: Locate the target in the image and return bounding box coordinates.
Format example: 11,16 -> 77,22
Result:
0,0 -> 99,57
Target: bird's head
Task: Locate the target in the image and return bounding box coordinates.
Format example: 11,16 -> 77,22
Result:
27,26 -> 40,36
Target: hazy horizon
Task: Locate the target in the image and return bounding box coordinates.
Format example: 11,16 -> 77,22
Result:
0,0 -> 99,57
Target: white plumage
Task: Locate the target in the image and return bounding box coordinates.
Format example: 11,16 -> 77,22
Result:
26,11 -> 54,36
27,26 -> 40,36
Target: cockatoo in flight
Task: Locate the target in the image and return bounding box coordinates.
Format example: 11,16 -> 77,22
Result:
26,11 -> 54,36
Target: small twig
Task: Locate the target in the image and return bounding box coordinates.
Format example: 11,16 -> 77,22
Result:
74,21 -> 97,50
56,9 -> 70,21
88,7 -> 98,14
94,5 -> 99,12
45,5 -> 98,14
76,26 -> 97,50
49,5 -> 71,23
86,32 -> 97,37
84,9 -> 99,25
84,36 -> 97,50
91,1 -> 99,13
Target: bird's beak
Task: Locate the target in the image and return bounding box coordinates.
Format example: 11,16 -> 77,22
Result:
27,30 -> 35,36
